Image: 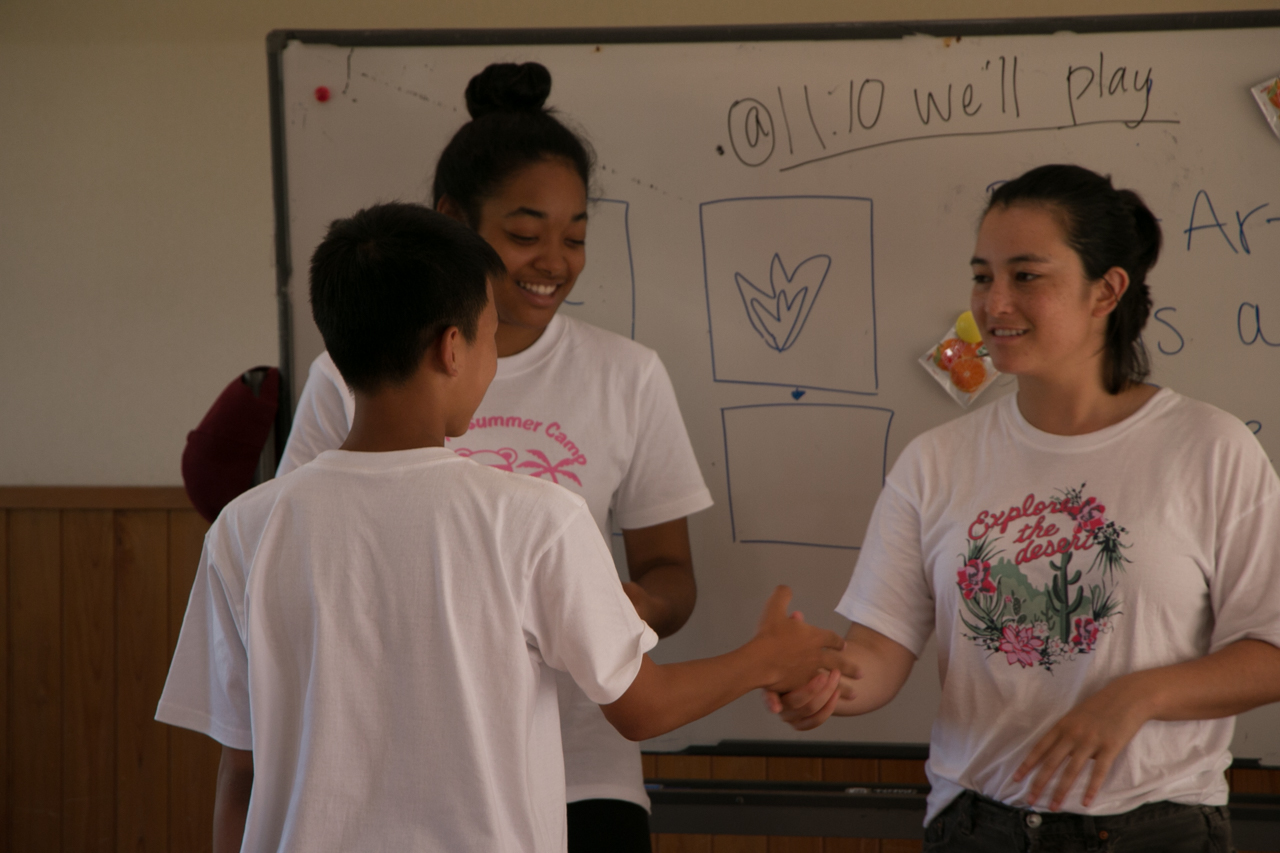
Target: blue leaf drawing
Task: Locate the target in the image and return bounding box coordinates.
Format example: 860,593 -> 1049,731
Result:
734,253 -> 832,352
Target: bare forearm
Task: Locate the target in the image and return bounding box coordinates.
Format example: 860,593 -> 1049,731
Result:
623,519 -> 697,638
1107,639 -> 1280,723
627,564 -> 696,637
214,747 -> 253,853
832,624 -> 916,716
603,648 -> 769,741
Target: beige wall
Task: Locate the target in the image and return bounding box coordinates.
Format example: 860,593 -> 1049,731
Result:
0,0 -> 1270,485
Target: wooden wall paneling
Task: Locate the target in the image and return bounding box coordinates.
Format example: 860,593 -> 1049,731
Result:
655,754 -> 712,780
877,760 -> 928,786
9,510 -> 63,852
874,761 -> 927,853
821,759 -> 879,784
62,510 -> 117,853
705,755 -> 768,853
116,510 -> 171,852
825,835 -> 883,851
658,833 -> 713,853
712,755 -> 768,781
654,756 -> 712,851
1232,767 -> 1280,794
821,759 -> 883,853
167,509 -> 217,853
0,511 -> 9,848
765,758 -> 823,853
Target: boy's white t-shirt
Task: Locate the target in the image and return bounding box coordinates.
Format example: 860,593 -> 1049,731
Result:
278,314 -> 713,808
838,388 -> 1280,824
156,448 -> 658,853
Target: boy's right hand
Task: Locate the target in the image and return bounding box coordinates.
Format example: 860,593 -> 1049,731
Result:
751,586 -> 846,694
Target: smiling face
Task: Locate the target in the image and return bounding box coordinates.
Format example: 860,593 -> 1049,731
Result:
469,157 -> 588,352
970,203 -> 1117,386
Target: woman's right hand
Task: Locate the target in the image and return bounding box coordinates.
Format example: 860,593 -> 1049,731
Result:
765,622 -> 917,729
766,668 -> 847,730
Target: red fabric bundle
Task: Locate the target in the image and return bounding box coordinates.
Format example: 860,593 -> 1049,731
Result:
182,367 -> 280,522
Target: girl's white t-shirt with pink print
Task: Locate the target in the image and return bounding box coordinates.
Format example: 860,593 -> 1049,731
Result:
838,388 -> 1280,824
279,314 -> 713,809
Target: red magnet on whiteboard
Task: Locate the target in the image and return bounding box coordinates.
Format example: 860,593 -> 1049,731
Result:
315,86 -> 331,103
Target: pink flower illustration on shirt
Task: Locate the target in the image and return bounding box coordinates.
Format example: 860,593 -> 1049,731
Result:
1071,617 -> 1099,651
1064,496 -> 1106,536
998,623 -> 1045,668
453,447 -> 520,472
957,558 -> 997,600
517,448 -> 584,487
958,483 -> 1130,671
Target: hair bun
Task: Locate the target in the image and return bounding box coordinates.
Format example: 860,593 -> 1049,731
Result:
465,63 -> 552,119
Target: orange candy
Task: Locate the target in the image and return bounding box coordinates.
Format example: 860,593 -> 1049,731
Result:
950,357 -> 986,393
933,338 -> 977,370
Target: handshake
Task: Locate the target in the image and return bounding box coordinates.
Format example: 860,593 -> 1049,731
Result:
599,586 -> 852,741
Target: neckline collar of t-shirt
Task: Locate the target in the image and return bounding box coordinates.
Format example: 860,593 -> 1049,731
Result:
1002,385 -> 1175,453
495,313 -> 568,380
309,446 -> 461,472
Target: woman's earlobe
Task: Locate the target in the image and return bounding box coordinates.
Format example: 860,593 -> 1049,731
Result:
1094,267 -> 1131,316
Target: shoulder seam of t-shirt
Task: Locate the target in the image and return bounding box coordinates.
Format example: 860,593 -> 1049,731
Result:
528,499 -> 599,570
1219,484 -> 1280,540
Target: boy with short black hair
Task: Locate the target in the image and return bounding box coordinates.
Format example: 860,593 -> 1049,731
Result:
157,202 -> 843,853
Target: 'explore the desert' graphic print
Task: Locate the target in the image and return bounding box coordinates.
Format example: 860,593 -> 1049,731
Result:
958,485 -> 1131,671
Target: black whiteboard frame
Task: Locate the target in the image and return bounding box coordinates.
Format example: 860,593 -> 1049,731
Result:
266,9 -> 1280,428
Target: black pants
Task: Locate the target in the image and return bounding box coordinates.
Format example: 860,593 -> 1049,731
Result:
924,790 -> 1235,853
567,799 -> 652,853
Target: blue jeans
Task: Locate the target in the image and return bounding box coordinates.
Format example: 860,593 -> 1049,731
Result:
923,790 -> 1234,853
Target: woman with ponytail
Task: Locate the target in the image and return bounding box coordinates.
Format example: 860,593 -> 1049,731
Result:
280,63 -> 712,851
772,165 -> 1280,852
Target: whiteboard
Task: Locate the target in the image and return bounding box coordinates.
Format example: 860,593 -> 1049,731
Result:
268,15 -> 1280,761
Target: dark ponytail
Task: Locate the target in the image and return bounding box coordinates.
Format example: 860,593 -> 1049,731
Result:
987,165 -> 1162,394
432,63 -> 594,226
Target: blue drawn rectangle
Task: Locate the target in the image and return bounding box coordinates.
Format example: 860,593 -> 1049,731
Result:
702,196 -> 876,394
722,403 -> 893,550
560,198 -> 635,339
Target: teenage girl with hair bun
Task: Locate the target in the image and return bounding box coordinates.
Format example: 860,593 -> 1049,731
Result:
279,62 -> 712,851
771,164 -> 1280,852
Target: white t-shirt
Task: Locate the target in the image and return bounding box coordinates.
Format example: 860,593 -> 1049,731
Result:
277,314 -> 713,808
838,388 -> 1280,824
156,448 -> 658,853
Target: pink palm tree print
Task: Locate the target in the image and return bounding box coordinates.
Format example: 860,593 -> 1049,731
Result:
517,448 -> 584,487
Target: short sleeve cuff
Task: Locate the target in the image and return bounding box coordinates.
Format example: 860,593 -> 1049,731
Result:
614,489 -> 713,532
588,623 -> 660,706
836,597 -> 933,659
155,701 -> 253,751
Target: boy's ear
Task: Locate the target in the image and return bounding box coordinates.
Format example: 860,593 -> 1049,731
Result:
435,326 -> 464,377
436,196 -> 467,225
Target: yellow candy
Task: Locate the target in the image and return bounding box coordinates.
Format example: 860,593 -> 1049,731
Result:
955,310 -> 982,344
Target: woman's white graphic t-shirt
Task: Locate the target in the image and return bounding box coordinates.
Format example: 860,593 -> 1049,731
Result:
278,314 -> 713,808
838,389 -> 1280,824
